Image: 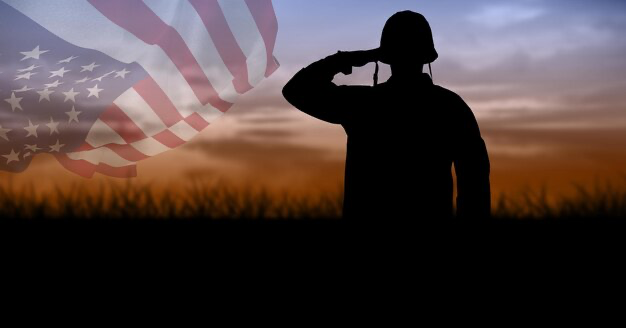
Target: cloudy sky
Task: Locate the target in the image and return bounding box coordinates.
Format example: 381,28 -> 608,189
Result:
10,0 -> 626,200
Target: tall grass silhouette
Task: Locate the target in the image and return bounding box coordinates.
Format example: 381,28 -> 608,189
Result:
0,179 -> 343,220
493,179 -> 626,220
1,178 -> 625,220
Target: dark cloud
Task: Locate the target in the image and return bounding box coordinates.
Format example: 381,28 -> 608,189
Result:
183,138 -> 345,187
483,124 -> 626,199
484,126 -> 626,157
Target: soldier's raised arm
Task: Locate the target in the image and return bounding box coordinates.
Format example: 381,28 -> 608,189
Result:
282,49 -> 379,124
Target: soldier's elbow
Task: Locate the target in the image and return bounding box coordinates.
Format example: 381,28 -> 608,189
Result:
282,81 -> 300,107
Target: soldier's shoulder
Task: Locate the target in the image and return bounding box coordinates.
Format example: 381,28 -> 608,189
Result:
432,85 -> 463,101
432,85 -> 473,110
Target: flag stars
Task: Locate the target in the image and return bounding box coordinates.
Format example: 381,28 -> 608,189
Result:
46,117 -> 60,135
0,124 -> 11,141
2,149 -> 19,164
15,72 -> 37,80
75,77 -> 90,84
115,68 -> 131,78
17,65 -> 40,73
49,67 -> 70,78
86,84 -> 103,98
24,120 -> 40,138
58,55 -> 78,64
20,46 -> 49,61
37,89 -> 54,102
49,140 -> 64,152
44,80 -> 63,88
24,144 -> 42,153
62,88 -> 80,103
13,86 -> 33,93
4,92 -> 23,111
80,62 -> 100,72
92,71 -> 115,82
66,106 -> 81,123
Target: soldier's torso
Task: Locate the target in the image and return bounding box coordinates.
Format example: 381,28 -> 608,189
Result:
341,78 -> 457,219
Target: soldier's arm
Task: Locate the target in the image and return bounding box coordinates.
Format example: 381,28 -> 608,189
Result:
451,95 -> 491,219
282,51 -> 375,124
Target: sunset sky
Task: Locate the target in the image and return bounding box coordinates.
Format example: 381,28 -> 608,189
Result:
6,0 -> 626,202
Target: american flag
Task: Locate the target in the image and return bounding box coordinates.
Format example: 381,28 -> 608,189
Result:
0,0 -> 279,177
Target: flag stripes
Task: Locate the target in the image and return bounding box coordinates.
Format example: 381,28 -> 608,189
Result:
5,0 -> 279,177
88,0 -> 233,111
244,0 -> 280,77
189,0 -> 254,94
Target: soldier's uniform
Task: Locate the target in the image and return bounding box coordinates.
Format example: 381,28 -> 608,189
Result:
283,11 -> 491,220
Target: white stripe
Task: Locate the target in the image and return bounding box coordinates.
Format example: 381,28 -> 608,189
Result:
129,137 -> 172,156
143,0 -> 239,103
168,120 -> 198,142
195,105 -> 224,123
79,135 -> 172,158
5,0 -> 225,120
67,147 -> 135,167
85,119 -> 126,147
113,88 -> 167,137
218,0 -> 267,87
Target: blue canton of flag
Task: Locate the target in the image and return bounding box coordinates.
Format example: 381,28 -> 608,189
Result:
0,2 -> 145,174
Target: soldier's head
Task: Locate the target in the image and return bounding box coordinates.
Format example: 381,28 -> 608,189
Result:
379,11 -> 438,67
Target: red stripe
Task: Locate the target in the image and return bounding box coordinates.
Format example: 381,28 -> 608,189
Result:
189,0 -> 253,94
133,77 -> 184,127
96,162 -> 137,178
55,153 -> 95,178
99,104 -> 147,143
88,0 -> 233,111
54,153 -> 137,178
104,143 -> 150,162
184,112 -> 210,132
77,140 -> 149,162
245,0 -> 279,77
74,142 -> 95,152
152,129 -> 185,148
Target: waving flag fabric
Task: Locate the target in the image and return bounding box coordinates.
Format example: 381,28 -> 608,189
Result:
0,0 -> 279,177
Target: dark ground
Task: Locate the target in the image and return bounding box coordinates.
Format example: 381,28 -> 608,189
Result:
3,216 -> 626,248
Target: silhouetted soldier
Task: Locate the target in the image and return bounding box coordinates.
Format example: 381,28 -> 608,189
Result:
283,11 -> 491,220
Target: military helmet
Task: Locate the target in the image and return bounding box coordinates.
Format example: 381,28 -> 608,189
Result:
379,11 -> 438,65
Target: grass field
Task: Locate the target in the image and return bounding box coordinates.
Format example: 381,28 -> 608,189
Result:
1,178 -> 625,221
492,179 -> 626,220
0,179 -> 343,220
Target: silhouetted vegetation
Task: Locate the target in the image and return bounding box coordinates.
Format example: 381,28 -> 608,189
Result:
493,180 -> 626,220
0,180 -> 343,220
0,179 -> 625,221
